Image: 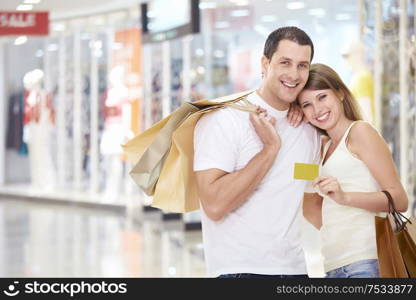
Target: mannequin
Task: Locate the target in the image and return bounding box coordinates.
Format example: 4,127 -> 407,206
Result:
23,69 -> 56,190
100,65 -> 132,201
342,41 -> 375,124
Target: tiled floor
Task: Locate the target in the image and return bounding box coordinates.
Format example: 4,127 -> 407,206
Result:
0,198 -> 206,277
0,193 -> 327,278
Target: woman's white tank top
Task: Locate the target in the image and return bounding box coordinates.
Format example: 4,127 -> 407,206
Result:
319,121 -> 379,272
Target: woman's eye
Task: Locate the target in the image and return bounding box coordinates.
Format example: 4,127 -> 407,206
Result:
319,95 -> 327,100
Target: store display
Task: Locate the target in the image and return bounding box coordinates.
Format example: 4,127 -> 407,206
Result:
342,40 -> 375,124
100,66 -> 132,200
6,91 -> 26,155
22,69 -> 56,190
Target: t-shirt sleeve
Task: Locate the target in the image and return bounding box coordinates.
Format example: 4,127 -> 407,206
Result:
193,109 -> 240,173
305,130 -> 322,193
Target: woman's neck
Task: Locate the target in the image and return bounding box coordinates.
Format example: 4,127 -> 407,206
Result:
326,117 -> 353,144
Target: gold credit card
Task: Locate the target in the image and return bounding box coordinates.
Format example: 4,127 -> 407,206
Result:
293,163 -> 319,181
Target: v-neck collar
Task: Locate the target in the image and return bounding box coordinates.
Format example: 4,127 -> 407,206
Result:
321,121 -> 355,167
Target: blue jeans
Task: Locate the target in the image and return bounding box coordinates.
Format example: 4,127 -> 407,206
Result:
325,259 -> 380,278
218,273 -> 308,278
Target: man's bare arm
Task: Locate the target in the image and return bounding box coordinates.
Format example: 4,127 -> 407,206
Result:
195,111 -> 280,221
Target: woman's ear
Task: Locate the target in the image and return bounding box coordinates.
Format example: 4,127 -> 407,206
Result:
336,89 -> 346,101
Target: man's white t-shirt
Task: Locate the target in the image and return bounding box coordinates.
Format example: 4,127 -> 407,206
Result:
193,91 -> 320,277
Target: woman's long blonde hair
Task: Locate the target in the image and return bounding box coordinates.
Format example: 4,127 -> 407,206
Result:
301,63 -> 363,122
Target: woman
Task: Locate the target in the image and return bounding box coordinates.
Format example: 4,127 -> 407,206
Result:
298,63 -> 408,278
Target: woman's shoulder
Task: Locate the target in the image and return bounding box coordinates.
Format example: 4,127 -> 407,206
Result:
349,120 -> 379,139
348,120 -> 382,151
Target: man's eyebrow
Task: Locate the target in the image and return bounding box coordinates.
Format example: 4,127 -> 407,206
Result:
278,57 -> 310,65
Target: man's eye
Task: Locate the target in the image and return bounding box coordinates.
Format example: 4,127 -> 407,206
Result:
299,64 -> 309,69
281,61 -> 289,65
319,95 -> 327,100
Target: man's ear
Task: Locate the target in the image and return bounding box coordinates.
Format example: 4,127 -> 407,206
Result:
261,55 -> 269,76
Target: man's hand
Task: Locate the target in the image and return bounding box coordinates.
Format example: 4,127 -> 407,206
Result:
288,103 -> 306,127
249,107 -> 281,153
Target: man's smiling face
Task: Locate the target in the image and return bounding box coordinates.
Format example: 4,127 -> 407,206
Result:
261,39 -> 311,109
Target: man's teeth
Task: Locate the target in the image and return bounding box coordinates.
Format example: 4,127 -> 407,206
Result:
282,81 -> 296,88
317,112 -> 330,121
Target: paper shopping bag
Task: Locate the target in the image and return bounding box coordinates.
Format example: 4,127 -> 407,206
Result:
376,190 -> 415,278
124,102 -> 199,194
152,93 -> 257,212
124,89 -> 256,203
375,214 -> 408,277
396,217 -> 416,277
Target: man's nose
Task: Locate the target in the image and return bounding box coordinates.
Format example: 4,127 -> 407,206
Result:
286,66 -> 300,81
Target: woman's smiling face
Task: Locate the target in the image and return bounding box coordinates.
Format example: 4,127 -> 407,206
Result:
298,88 -> 345,131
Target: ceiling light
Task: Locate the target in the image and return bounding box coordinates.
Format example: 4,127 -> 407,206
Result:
231,9 -> 250,17
335,13 -> 351,21
199,2 -> 216,9
52,23 -> 66,31
236,1 -> 249,6
261,15 -> 277,22
16,4 -> 33,11
14,36 -> 28,45
287,2 -> 305,10
230,0 -> 249,6
308,8 -> 326,17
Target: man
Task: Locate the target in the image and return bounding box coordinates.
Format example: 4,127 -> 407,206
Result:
193,27 -> 321,278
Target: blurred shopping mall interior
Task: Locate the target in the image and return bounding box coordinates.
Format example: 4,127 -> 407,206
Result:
0,0 -> 415,277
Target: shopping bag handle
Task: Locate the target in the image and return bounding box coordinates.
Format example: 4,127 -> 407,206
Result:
382,190 -> 411,231
226,98 -> 257,113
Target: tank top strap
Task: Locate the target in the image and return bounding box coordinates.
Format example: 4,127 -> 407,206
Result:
339,121 -> 360,150
321,137 -> 332,162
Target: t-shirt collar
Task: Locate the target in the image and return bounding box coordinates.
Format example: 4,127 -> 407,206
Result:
246,90 -> 289,120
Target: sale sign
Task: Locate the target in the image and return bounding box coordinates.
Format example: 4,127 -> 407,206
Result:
0,11 -> 49,35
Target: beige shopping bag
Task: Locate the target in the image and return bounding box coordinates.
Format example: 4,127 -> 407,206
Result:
123,89 -> 256,205
376,190 -> 416,278
124,102 -> 199,194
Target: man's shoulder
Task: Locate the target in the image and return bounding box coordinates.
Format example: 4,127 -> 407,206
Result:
198,106 -> 248,128
197,89 -> 257,126
203,89 -> 256,104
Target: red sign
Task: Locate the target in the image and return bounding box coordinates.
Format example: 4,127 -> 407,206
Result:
0,11 -> 49,36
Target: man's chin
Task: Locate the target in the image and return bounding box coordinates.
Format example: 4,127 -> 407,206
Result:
281,97 -> 297,104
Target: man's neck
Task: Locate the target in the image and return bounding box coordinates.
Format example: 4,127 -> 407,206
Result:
257,86 -> 290,111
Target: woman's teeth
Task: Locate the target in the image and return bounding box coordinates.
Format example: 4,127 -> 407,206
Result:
317,112 -> 330,121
